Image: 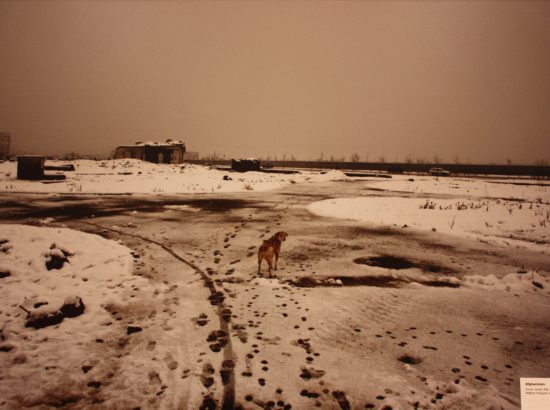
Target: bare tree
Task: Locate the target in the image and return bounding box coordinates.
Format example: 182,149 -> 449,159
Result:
203,152 -> 222,161
350,152 -> 360,163
433,155 -> 442,165
378,155 -> 386,163
454,154 -> 460,164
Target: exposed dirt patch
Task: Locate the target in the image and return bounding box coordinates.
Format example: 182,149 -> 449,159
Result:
348,225 -> 405,238
354,256 -> 414,270
180,199 -> 261,212
337,276 -> 402,287
398,354 -> 423,365
354,255 -> 454,274
289,275 -> 460,289
0,197 -> 265,221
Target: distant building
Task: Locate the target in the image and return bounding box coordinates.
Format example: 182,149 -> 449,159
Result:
114,139 -> 186,164
0,132 -> 10,158
231,158 -> 261,172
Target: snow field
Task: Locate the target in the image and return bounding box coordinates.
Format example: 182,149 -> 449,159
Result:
0,159 -> 348,194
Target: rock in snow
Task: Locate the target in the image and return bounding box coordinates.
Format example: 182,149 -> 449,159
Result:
25,296 -> 85,329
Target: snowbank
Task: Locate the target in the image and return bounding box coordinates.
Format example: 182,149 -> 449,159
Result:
0,224 -> 148,406
463,270 -> 548,293
369,175 -> 550,203
0,159 -> 348,194
0,224 -> 135,310
308,196 -> 550,251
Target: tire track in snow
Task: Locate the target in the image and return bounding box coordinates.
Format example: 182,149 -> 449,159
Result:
81,221 -> 236,409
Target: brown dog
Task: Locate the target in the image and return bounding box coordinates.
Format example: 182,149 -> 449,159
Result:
258,231 -> 288,277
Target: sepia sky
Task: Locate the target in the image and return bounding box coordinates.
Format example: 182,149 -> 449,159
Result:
0,1 -> 549,163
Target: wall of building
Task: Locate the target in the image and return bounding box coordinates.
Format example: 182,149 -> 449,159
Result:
114,145 -> 185,164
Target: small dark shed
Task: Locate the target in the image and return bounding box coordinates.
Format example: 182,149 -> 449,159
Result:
231,159 -> 261,172
17,155 -> 45,180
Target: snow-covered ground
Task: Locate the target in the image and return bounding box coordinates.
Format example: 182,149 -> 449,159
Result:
0,159 -> 347,194
0,224 -> 148,406
0,223 -> 214,409
308,175 -> 550,253
308,196 -> 550,253
1,165 -> 549,409
370,175 -> 550,202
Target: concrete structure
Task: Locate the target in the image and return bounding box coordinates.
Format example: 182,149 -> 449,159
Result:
0,132 -> 10,158
17,156 -> 68,180
114,140 -> 186,164
17,155 -> 45,180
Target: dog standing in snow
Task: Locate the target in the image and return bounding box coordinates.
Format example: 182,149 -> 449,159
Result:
258,231 -> 288,277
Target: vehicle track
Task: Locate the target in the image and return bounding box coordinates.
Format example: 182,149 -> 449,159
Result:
81,221 -> 236,409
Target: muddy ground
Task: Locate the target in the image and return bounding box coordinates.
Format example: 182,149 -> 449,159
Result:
1,180 -> 550,409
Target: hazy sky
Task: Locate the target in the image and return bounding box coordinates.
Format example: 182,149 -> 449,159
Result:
1,1 -> 549,163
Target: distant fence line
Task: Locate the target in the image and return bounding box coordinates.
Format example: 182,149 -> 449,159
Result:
188,160 -> 550,178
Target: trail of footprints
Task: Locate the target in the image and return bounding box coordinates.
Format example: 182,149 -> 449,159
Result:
192,211 -> 293,407
192,214 -> 257,407
118,213 -> 522,409
192,207 -> 512,408
192,208 -> 340,409
201,209 -> 364,409
236,283 -> 518,407
236,282 -> 356,410
364,325 -> 520,408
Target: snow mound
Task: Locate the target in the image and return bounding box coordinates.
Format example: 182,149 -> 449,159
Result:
0,224 -> 148,408
464,271 -> 548,293
308,196 -> 550,252
313,170 -> 349,182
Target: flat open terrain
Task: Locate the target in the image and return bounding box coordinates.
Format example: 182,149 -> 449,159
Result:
1,173 -> 549,410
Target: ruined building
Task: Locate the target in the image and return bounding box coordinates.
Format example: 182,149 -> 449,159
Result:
114,140 -> 186,164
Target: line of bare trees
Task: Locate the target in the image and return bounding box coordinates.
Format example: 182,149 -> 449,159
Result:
200,151 -> 549,166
